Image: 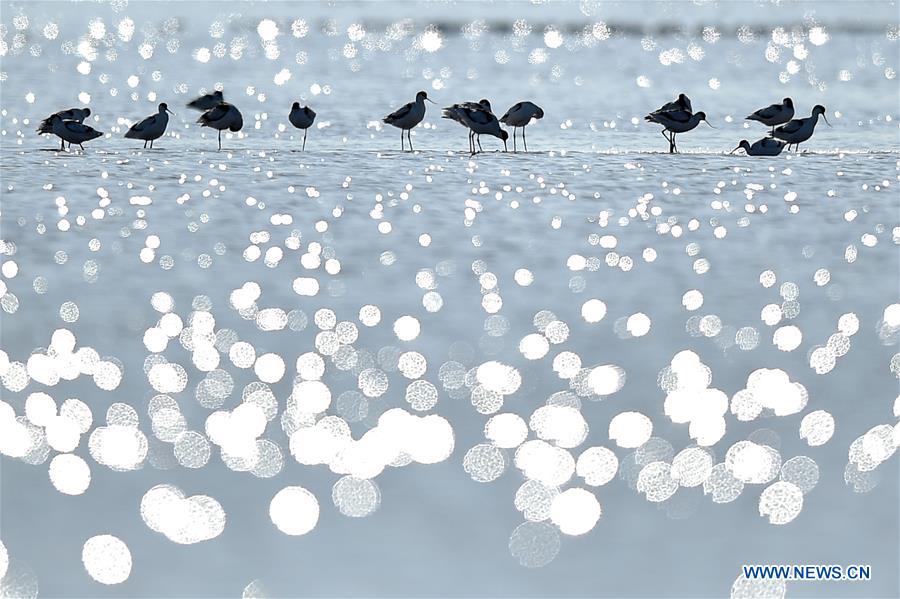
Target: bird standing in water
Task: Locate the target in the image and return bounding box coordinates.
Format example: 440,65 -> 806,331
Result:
500,101 -> 544,152
383,91 -> 434,151
48,114 -> 103,151
125,103 -> 175,149
746,98 -> 794,134
288,102 -> 316,151
197,102 -> 243,151
731,137 -> 786,156
772,105 -> 830,152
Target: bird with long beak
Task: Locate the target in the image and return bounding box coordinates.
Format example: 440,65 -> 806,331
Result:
645,109 -> 713,153
772,105 -> 830,152
382,91 -> 435,151
125,103 -> 175,149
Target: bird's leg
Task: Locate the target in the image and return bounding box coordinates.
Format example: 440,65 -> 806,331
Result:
59,139 -> 65,151
477,135 -> 483,153
512,127 -> 517,153
143,140 -> 147,149
469,130 -> 475,154
150,139 -> 154,149
218,130 -> 222,151
523,126 -> 528,153
408,130 -> 414,152
670,133 -> 677,154
79,144 -> 85,151
400,129 -> 405,151
660,130 -> 670,151
302,129 -> 307,151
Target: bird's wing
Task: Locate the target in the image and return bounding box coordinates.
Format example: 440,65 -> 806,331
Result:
198,103 -> 229,124
753,104 -> 780,119
665,110 -> 693,123
776,118 -> 803,134
682,97 -> 693,112
386,102 -> 413,121
466,108 -> 495,125
129,115 -> 156,133
500,102 -> 522,123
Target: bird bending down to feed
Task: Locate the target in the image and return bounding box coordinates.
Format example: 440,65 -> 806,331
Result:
383,91 -> 434,151
288,102 -> 317,151
48,114 -> 103,151
731,137 -> 786,156
500,101 -> 544,152
443,104 -> 508,155
746,98 -> 794,134
125,103 -> 175,149
645,109 -> 712,153
187,90 -> 224,111
772,105 -> 830,152
443,99 -> 492,153
36,107 -> 91,137
197,102 -> 243,151
650,93 -> 692,117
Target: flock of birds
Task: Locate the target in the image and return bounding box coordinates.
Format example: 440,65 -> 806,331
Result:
35,90 -> 831,156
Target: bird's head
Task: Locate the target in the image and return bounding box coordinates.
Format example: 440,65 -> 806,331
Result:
83,107 -> 92,117
214,90 -> 224,99
534,106 -> 545,119
783,98 -> 793,107
730,140 -> 750,154
479,99 -> 491,110
813,104 -> 831,126
292,101 -> 300,110
696,112 -> 715,128
159,103 -> 174,115
417,90 -> 436,104
500,129 -> 509,141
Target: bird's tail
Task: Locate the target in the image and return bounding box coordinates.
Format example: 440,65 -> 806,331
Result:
36,118 -> 53,134
381,116 -> 393,124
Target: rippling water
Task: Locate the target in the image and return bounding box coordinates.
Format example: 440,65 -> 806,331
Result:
1,1 -> 899,598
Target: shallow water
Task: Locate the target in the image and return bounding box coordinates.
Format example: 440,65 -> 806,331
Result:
1,2 -> 899,598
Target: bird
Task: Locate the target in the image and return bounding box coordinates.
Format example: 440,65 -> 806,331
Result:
288,102 -> 316,151
382,90 -> 434,151
500,101 -> 544,152
443,99 -> 491,153
746,98 -> 794,134
731,137 -> 786,156
443,104 -> 508,154
187,90 -> 224,111
645,109 -> 712,153
197,102 -> 243,151
650,93 -> 693,116
124,103 -> 175,149
36,107 -> 91,136
772,105 -> 830,152
48,114 -> 103,151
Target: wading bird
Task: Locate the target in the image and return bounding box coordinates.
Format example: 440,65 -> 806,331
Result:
383,91 -> 434,151
443,99 -> 492,153
37,107 -> 91,136
197,102 -> 243,151
731,137 -> 786,156
288,102 -> 316,151
125,103 -> 175,149
645,109 -> 712,153
746,98 -> 794,134
443,104 -> 508,154
500,101 -> 544,152
773,105 -> 830,152
48,114 -> 103,151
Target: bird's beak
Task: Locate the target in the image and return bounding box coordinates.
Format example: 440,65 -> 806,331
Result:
822,114 -> 832,127
167,108 -> 176,116
729,146 -> 739,154
426,98 -> 437,104
704,119 -> 716,129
